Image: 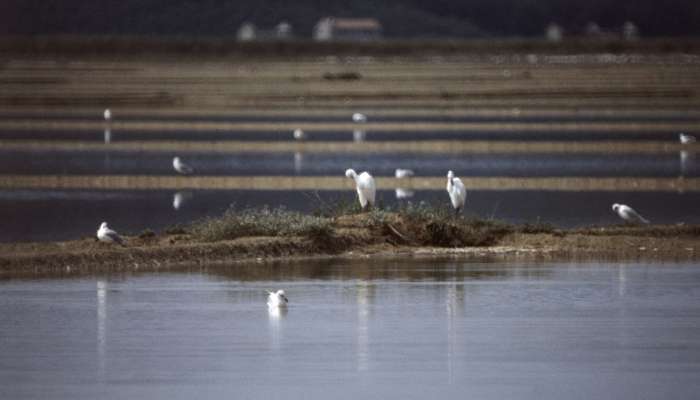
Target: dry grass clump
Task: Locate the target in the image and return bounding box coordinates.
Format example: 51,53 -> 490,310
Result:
192,206 -> 333,242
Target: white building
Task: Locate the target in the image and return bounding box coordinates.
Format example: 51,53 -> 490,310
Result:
313,18 -> 382,41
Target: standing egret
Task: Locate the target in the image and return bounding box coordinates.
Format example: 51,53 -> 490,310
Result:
267,290 -> 289,308
612,203 -> 650,224
103,109 -> 112,122
97,222 -> 125,246
680,133 -> 697,144
352,113 -> 367,123
345,168 -> 376,210
173,157 -> 194,175
446,170 -> 466,216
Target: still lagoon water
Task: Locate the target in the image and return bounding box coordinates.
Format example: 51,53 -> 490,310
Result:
2,259 -> 700,399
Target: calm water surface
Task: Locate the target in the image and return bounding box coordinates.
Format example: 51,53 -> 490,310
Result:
1,260 -> 700,399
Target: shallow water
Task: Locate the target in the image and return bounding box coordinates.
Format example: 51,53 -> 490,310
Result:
1,149 -> 696,177
1,112 -> 698,242
2,189 -> 700,242
2,260 -> 700,399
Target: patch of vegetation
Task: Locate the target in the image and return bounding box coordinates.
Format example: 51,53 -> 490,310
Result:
395,202 -> 514,247
322,72 -> 362,81
191,206 -> 333,243
164,224 -> 189,235
574,224 -> 700,237
138,229 -> 156,239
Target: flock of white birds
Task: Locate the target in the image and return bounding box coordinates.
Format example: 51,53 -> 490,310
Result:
97,109 -> 694,249
97,109 -> 697,307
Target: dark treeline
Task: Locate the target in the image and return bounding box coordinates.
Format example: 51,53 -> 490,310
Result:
2,0 -> 699,38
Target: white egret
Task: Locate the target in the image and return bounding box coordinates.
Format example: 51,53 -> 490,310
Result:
97,222 -> 125,246
103,108 -> 111,122
446,170 -> 467,216
612,203 -> 650,224
680,133 -> 697,144
173,157 -> 194,175
267,290 -> 289,308
345,168 -> 376,210
293,128 -> 306,140
395,168 -> 414,178
352,112 -> 367,123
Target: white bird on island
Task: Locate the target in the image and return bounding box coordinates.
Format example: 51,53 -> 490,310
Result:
680,133 -> 697,144
612,203 -> 650,224
446,170 -> 467,216
97,222 -> 125,246
345,169 -> 376,210
395,168 -> 414,178
352,113 -> 367,123
103,108 -> 111,122
267,290 -> 289,308
293,128 -> 306,140
173,157 -> 194,175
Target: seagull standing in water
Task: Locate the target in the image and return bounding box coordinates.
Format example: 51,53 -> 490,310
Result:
103,108 -> 112,122
395,168 -> 414,178
345,168 -> 376,210
612,203 -> 650,224
97,222 -> 126,246
446,170 -> 466,216
173,157 -> 194,175
267,290 -> 289,308
680,133 -> 697,144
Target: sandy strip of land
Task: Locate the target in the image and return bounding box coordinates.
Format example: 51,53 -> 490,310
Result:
1,140 -> 694,154
1,120 -> 699,133
0,175 -> 697,192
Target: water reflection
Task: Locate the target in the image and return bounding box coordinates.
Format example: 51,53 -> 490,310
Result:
96,279 -> 107,380
268,305 -> 287,352
2,261 -> 700,399
172,191 -> 193,210
103,127 -> 112,144
395,188 -> 414,199
294,152 -> 303,174
356,280 -> 372,372
352,129 -> 366,142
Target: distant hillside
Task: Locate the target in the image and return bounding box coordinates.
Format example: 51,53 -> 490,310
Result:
1,0 -> 699,38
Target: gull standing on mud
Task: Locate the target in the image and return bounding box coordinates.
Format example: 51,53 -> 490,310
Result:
267,290 -> 289,308
395,168 -> 414,178
612,203 -> 650,224
173,157 -> 194,175
97,222 -> 126,246
680,133 -> 697,144
446,170 -> 466,216
345,169 -> 376,210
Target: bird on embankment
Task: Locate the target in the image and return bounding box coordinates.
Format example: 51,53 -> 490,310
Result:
612,203 -> 650,224
446,170 -> 467,217
97,222 -> 126,246
345,168 -> 376,211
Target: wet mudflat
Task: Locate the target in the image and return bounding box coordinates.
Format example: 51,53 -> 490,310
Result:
2,259 -> 700,399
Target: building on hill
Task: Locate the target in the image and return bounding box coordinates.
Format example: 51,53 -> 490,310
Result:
314,18 -> 383,41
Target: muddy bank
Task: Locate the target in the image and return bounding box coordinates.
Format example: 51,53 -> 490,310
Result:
1,213 -> 698,275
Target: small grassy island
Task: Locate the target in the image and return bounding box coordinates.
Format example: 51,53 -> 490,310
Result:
1,204 -> 698,275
